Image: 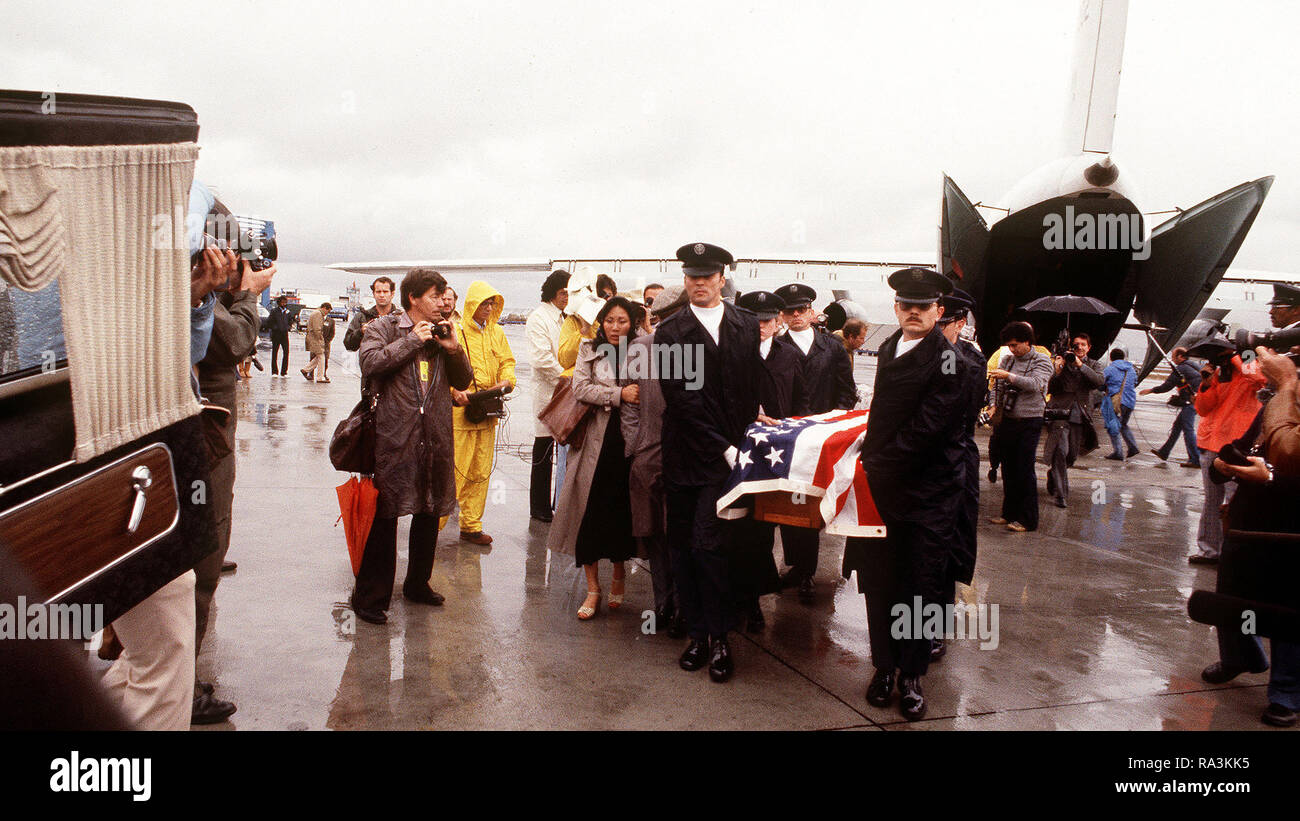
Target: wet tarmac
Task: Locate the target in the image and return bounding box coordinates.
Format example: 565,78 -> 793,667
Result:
165,326 -> 1288,730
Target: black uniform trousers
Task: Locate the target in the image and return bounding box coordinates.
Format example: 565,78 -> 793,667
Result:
997,415 -> 1043,530
529,436 -> 554,517
270,332 -> 289,375
856,520 -> 945,677
666,480 -> 732,640
352,513 -> 439,612
780,524 -> 819,580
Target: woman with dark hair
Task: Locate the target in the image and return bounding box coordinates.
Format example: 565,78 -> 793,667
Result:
546,296 -> 640,619
596,274 -> 618,301
988,321 -> 1053,532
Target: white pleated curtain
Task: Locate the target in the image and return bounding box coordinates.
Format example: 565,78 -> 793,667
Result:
0,143 -> 202,461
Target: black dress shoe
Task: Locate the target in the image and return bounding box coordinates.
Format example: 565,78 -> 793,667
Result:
191,692 -> 237,725
708,637 -> 734,683
220,560 -> 237,573
1149,448 -> 1168,461
666,611 -> 688,640
797,576 -> 815,604
1201,661 -> 1266,684
1188,553 -> 1219,565
929,638 -> 946,662
1104,453 -> 1123,461
1262,703 -> 1298,727
402,584 -> 445,606
898,675 -> 926,720
353,605 -> 387,624
746,602 -> 765,633
865,669 -> 895,707
1127,447 -> 1140,459
679,638 -> 709,671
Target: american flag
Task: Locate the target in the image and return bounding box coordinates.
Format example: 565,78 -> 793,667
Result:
716,409 -> 886,537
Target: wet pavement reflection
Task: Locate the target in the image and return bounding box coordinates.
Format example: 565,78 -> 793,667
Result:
192,327 -> 1282,730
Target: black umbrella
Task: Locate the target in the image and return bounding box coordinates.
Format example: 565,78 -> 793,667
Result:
1020,294 -> 1119,332
1185,335 -> 1236,361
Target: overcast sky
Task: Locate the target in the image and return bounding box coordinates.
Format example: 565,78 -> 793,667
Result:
4,1 -> 1297,271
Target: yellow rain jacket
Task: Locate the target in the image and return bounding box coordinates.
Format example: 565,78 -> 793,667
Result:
446,281 -> 516,534
453,281 -> 516,430
558,314 -> 597,378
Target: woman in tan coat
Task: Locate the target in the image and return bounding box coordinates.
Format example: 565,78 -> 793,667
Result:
546,297 -> 640,619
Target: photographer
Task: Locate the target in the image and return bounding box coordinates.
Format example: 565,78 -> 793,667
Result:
446,281 -> 516,546
1044,332 -> 1105,507
1189,341 -> 1266,564
1199,344 -> 1300,727
1140,346 -> 1202,467
988,321 -> 1053,532
352,269 -> 472,624
192,253 -> 277,724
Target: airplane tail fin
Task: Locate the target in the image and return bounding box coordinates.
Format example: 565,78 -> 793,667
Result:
1063,0 -> 1130,156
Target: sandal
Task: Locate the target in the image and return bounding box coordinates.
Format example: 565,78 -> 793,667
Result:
578,589 -> 600,620
609,576 -> 625,610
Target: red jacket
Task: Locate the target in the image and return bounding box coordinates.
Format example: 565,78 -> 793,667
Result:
1194,355 -> 1266,452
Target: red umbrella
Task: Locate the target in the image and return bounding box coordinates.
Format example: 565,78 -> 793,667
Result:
335,476 -> 378,575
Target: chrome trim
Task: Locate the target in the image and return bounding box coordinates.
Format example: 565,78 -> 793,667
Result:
0,442 -> 181,604
0,366 -> 69,403
0,458 -> 77,499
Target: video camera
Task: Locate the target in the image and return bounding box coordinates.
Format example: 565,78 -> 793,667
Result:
190,212 -> 278,274
463,384 -> 512,424
1233,325 -> 1300,357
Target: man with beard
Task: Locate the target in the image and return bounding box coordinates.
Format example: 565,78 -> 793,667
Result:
772,282 -> 856,602
843,267 -> 963,720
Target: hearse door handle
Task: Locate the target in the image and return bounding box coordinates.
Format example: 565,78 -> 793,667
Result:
126,466 -> 153,534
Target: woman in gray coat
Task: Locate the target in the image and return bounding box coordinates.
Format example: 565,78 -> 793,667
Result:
546,297 -> 640,620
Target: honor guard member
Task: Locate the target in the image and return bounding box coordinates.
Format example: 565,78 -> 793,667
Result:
934,287 -> 985,661
773,282 -> 857,602
656,242 -> 762,682
1269,281 -> 1300,332
843,266 -> 963,720
727,290 -> 809,632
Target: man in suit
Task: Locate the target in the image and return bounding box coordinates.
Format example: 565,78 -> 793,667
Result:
656,242 -> 762,683
844,267 -> 963,720
728,290 -> 808,632
773,282 -> 857,602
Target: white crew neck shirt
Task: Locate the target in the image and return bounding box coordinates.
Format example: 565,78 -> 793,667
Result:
690,302 -> 724,345
788,327 -> 814,355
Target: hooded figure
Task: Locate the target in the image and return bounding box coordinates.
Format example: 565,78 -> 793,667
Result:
558,266 -> 605,377
447,280 -> 516,542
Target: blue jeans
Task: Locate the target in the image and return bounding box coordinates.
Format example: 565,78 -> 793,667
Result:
1269,641 -> 1300,711
1156,405 -> 1199,464
1108,404 -> 1139,457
